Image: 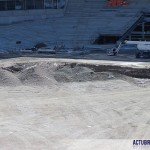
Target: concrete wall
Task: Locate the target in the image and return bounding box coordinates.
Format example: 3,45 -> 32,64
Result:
0,9 -> 64,25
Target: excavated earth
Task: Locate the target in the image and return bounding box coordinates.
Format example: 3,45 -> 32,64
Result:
0,59 -> 150,150
0,61 -> 150,86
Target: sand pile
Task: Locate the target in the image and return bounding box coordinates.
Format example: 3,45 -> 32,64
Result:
54,65 -> 114,82
0,62 -> 114,86
0,62 -> 58,86
0,68 -> 21,86
0,62 -> 150,87
16,62 -> 58,86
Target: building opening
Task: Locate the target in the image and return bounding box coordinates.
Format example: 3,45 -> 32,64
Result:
94,35 -> 121,44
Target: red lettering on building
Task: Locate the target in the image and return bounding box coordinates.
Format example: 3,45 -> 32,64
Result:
107,0 -> 128,6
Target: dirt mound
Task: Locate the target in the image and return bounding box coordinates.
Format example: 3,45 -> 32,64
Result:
54,65 -> 114,82
0,68 -> 21,86
16,62 -> 58,86
0,62 -> 150,87
54,64 -> 148,86
1,62 -> 115,86
1,62 -> 59,87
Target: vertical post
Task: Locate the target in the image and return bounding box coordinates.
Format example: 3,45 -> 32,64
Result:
5,0 -> 7,10
43,0 -> 45,9
142,22 -> 145,40
129,35 -> 131,41
24,0 -> 26,10
34,0 -> 35,9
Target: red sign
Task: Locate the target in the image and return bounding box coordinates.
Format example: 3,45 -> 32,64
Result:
107,0 -> 128,6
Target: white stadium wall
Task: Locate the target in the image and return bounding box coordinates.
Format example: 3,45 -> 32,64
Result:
0,0 -> 67,24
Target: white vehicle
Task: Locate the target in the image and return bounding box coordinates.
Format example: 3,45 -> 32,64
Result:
107,40 -> 150,58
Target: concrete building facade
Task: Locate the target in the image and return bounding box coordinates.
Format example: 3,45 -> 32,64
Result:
0,0 -> 66,10
0,0 -> 67,24
0,0 -> 150,51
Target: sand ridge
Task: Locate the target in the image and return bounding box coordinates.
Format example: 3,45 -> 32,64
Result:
0,61 -> 150,87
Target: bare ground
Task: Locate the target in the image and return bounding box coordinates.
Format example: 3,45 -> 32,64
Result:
0,57 -> 150,150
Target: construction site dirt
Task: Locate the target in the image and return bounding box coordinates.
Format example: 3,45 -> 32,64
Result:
0,56 -> 150,150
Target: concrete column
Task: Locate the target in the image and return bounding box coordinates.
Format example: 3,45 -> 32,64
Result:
43,0 -> 45,9
142,22 -> 145,40
129,35 -> 131,40
24,0 -> 26,10
5,1 -> 7,10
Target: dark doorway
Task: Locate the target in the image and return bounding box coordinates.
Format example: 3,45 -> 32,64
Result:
94,35 -> 120,44
26,0 -> 35,9
35,0 -> 44,9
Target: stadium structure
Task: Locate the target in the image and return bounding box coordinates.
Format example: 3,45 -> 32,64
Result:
0,0 -> 150,50
0,0 -> 66,10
